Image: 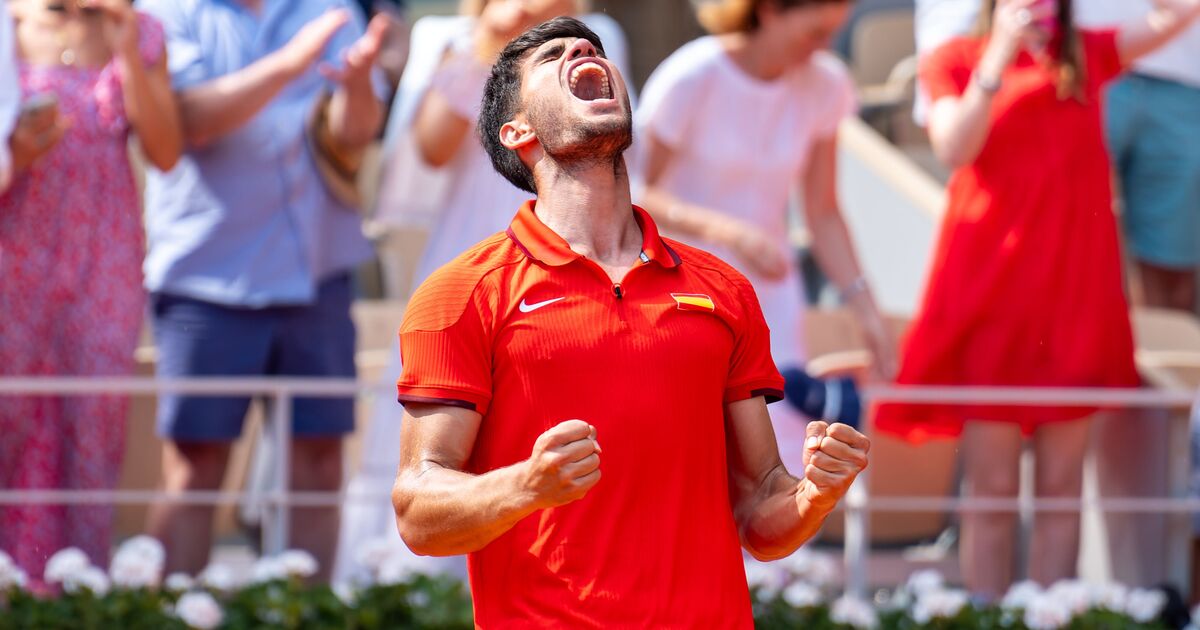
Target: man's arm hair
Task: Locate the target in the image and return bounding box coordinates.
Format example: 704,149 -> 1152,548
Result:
724,398 -> 869,560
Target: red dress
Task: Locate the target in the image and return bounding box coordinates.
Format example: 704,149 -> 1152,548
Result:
0,14 -> 163,587
874,31 -> 1140,442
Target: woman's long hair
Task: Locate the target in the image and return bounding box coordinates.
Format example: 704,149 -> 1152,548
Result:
695,0 -> 847,34
975,0 -> 1086,101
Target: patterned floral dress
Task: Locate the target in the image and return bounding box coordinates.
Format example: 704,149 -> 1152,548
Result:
0,13 -> 163,586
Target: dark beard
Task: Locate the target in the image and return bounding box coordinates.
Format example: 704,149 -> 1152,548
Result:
528,97 -> 633,172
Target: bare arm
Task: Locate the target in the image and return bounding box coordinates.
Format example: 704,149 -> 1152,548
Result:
639,133 -> 790,280
801,136 -> 896,378
725,398 -> 869,560
927,0 -> 1047,168
324,14 -> 389,149
391,405 -> 601,556
176,10 -> 350,147
413,87 -> 473,167
1115,0 -> 1200,64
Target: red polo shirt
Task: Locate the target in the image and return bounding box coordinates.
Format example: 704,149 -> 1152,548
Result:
398,201 -> 784,628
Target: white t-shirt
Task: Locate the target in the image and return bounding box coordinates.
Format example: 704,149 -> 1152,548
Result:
1075,0 -> 1200,89
636,36 -> 857,371
0,2 -> 18,192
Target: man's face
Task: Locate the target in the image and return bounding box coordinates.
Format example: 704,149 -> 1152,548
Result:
515,36 -> 633,166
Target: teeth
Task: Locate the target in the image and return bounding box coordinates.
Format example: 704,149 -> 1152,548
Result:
569,62 -> 611,100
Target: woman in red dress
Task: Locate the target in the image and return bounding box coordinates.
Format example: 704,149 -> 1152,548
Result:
875,0 -> 1200,599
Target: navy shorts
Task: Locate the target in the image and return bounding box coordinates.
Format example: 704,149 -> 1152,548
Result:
151,274 -> 357,442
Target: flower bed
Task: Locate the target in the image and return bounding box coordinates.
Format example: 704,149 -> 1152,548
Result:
0,539 -> 1185,629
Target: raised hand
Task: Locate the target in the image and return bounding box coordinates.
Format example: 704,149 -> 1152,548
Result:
280,9 -> 351,78
991,0 -> 1056,55
319,13 -> 389,90
798,421 -> 869,509
79,0 -> 139,59
521,420 -> 602,510
729,222 -> 791,281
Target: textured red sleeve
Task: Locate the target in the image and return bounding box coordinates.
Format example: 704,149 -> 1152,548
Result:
1081,29 -> 1123,89
397,266 -> 496,415
724,278 -> 785,405
919,38 -> 975,103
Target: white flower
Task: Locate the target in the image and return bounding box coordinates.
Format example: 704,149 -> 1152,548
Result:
1023,593 -> 1072,630
110,536 -> 166,589
409,589 -> 432,608
251,556 -> 287,584
911,588 -> 969,624
743,560 -> 785,599
43,547 -> 90,585
354,537 -> 396,576
1126,588 -> 1167,623
831,595 -> 879,629
781,581 -> 822,608
175,591 -> 224,629
278,550 -> 318,578
377,553 -> 416,586
1047,580 -> 1091,616
64,566 -> 111,596
1001,580 -> 1043,610
0,551 -> 26,591
884,588 -> 912,611
781,548 -> 839,586
198,563 -> 241,592
905,569 -> 945,598
164,573 -> 194,592
333,581 -> 357,606
1090,582 -> 1128,612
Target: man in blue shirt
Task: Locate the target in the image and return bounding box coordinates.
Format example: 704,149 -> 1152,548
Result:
139,0 -> 388,581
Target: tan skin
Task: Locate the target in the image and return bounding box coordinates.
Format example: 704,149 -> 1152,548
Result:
413,0 -> 575,167
925,0 -> 1200,599
10,0 -> 182,171
144,2 -> 388,583
391,35 -> 870,561
639,1 -> 897,379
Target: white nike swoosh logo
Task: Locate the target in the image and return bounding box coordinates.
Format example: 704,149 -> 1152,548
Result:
519,297 -> 566,313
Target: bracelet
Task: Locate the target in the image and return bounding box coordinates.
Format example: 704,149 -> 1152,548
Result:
841,275 -> 870,301
974,72 -> 1002,95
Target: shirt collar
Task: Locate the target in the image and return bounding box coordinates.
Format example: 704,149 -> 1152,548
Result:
506,200 -> 682,268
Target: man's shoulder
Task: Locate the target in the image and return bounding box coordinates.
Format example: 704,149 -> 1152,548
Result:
402,233 -> 523,333
666,238 -> 755,297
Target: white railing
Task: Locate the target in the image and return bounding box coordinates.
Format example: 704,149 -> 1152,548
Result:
0,377 -> 1195,596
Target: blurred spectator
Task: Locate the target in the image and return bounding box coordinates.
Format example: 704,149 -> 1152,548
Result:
912,0 -> 979,125
0,2 -> 16,192
876,0 -> 1200,600
138,0 -> 388,582
1079,0 -> 1200,312
355,0 -> 409,91
633,0 -> 890,472
0,0 -> 180,587
337,0 -> 632,585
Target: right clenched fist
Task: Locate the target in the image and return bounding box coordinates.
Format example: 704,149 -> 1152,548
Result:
522,420 -> 602,509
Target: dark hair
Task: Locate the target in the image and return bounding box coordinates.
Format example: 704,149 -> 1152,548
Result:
977,0 -> 1085,101
697,0 -> 848,34
478,16 -> 606,194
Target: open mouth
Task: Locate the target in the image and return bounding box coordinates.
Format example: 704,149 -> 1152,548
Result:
568,61 -> 612,102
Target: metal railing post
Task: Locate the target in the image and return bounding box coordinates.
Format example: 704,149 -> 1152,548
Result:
265,388 -> 292,555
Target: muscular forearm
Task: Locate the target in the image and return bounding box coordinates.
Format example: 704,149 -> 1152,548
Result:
327,79 -> 383,149
392,460 -> 537,556
737,467 -> 836,561
119,54 -> 182,171
176,51 -> 300,147
1117,1 -> 1200,64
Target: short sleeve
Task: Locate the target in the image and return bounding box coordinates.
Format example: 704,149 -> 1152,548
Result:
813,54 -> 858,139
919,37 -> 976,103
724,280 -> 785,404
135,12 -> 166,68
139,0 -> 210,89
635,42 -> 707,149
396,270 -> 496,414
1081,29 -> 1123,89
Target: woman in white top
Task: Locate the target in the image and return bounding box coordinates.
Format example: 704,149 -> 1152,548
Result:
636,0 -> 892,469
335,0 -> 632,584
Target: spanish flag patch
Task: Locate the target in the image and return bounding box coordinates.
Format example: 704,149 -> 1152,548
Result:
672,293 -> 715,312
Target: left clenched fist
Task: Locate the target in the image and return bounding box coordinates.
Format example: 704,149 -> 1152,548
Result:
799,421 -> 870,508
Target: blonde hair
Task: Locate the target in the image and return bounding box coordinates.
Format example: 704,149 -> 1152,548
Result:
459,0 -> 590,17
696,0 -> 845,34
976,0 -> 1086,101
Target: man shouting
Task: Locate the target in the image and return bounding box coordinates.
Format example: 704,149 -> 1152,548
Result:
390,16 -> 869,627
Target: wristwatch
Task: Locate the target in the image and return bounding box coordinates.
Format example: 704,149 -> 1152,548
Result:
974,72 -> 1002,95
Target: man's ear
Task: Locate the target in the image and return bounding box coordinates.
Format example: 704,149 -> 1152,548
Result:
499,115 -> 538,152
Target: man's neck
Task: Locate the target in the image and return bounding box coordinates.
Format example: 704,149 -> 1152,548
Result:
532,158 -> 641,269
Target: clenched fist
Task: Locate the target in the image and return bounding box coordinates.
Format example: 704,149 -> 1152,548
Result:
521,420 -> 602,509
798,421 -> 869,509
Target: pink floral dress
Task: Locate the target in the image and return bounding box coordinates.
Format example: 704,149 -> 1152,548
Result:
0,13 -> 164,586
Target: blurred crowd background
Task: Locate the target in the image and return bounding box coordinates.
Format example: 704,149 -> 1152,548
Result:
2,0 -> 1200,610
